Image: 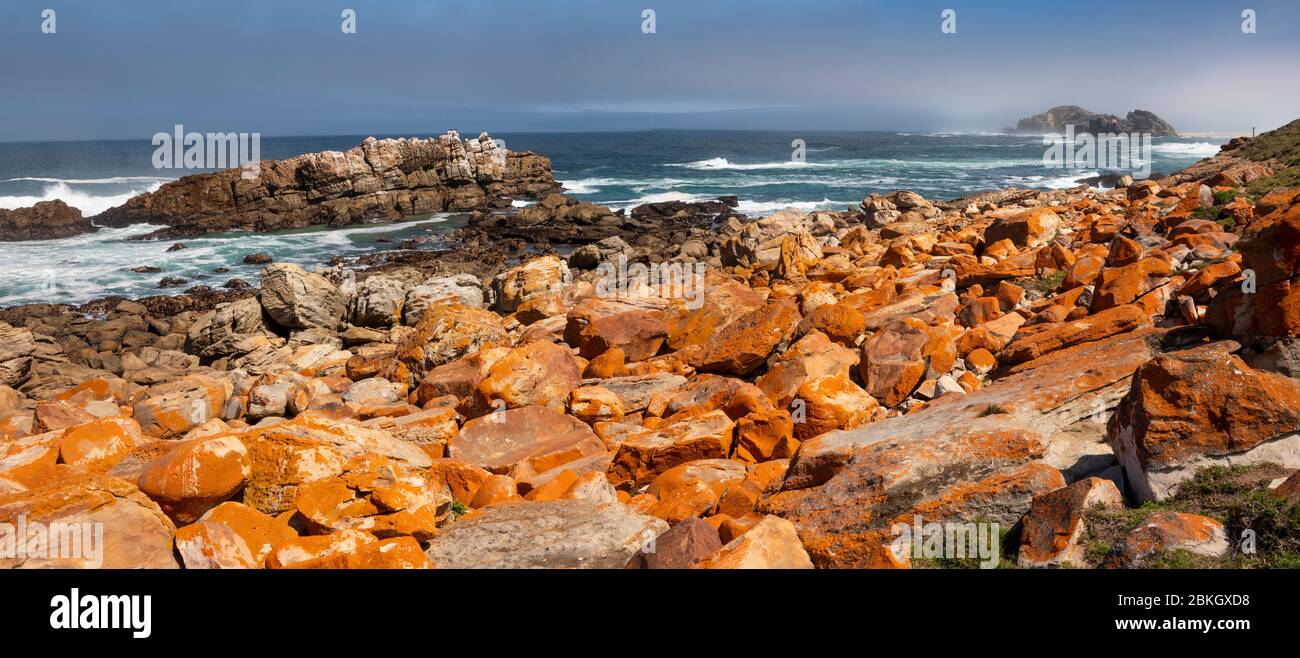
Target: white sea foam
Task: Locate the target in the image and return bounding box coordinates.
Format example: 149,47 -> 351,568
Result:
0,182 -> 163,216
607,191 -> 706,209
0,176 -> 172,184
560,178 -> 610,194
1150,142 -> 1223,156
0,214 -> 452,307
734,198 -> 853,215
667,157 -> 829,171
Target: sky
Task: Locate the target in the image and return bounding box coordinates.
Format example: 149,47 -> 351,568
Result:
1,0 -> 1298,141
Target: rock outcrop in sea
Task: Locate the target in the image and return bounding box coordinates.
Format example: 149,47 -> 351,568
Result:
1007,105 -> 1178,136
2,120 -> 1300,570
0,199 -> 93,241
91,130 -> 559,239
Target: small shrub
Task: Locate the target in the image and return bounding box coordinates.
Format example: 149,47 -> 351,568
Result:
1029,270 -> 1066,295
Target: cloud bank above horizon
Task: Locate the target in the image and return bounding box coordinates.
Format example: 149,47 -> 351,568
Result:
1,0 -> 1297,140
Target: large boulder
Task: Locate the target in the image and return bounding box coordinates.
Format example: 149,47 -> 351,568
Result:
1107,511 -> 1230,567
762,328 -> 1160,567
1108,345 -> 1300,501
137,435 -> 252,524
493,256 -> 570,313
1017,477 -> 1123,567
423,500 -> 667,568
625,516 -> 722,568
695,515 -> 814,569
348,274 -> 409,328
239,413 -> 432,514
608,410 -> 736,488
185,297 -> 270,359
689,298 -> 801,375
467,340 -> 582,415
1208,196 -> 1300,340
756,331 -> 858,407
1001,304 -> 1148,365
131,374 -> 232,439
0,466 -> 178,568
448,405 -> 605,478
983,208 -> 1060,249
403,274 -> 487,323
259,263 -> 347,331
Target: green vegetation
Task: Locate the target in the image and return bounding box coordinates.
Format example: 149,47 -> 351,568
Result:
1238,118 -> 1300,165
977,403 -> 1009,417
1028,269 -> 1066,295
1235,118 -> 1300,198
1212,189 -> 1238,205
1082,463 -> 1300,568
450,501 -> 469,516
1246,166 -> 1300,199
914,516 -> 1019,569
1191,206 -> 1223,221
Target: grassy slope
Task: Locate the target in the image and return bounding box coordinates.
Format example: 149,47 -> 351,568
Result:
1083,464 -> 1300,569
1239,118 -> 1300,197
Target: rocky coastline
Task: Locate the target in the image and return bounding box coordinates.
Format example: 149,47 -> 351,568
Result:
86,130 -> 560,240
3,121 -> 1300,570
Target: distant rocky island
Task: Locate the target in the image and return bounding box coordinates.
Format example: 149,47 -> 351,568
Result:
1006,105 -> 1178,137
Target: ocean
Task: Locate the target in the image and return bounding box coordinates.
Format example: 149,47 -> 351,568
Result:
0,131 -> 1225,307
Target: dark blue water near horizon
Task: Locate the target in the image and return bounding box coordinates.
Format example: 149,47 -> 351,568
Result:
0,130 -> 1227,306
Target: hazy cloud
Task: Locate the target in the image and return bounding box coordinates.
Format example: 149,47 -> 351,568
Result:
1,0 -> 1296,140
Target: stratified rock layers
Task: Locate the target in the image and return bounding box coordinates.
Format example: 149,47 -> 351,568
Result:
93,131 -> 558,238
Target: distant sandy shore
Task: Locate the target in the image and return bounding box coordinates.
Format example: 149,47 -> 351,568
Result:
1180,131 -> 1248,138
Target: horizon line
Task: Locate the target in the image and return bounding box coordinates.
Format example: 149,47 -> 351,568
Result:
0,127 -> 1248,146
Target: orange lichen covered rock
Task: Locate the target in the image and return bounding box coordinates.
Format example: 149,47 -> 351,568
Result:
294,453 -> 452,541
174,520 -> 257,569
59,416 -> 147,473
1017,477 -> 1123,567
0,429 -> 62,486
756,331 -> 858,407
607,410 -> 735,488
695,515 -> 813,569
1107,511 -> 1229,567
132,374 -> 231,439
983,208 -> 1060,249
1001,304 -> 1147,364
646,458 -> 747,524
1108,346 -> 1300,501
266,528 -> 431,569
689,298 -> 801,375
137,435 -> 251,524
239,412 -> 432,515
449,405 -> 604,478
196,501 -> 298,566
575,310 -> 669,362
764,328 -> 1161,568
791,374 -> 877,441
0,465 -> 178,568
425,458 -> 493,504
467,340 -> 582,415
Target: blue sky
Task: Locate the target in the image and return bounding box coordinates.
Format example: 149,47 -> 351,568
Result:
2,0 -> 1298,140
